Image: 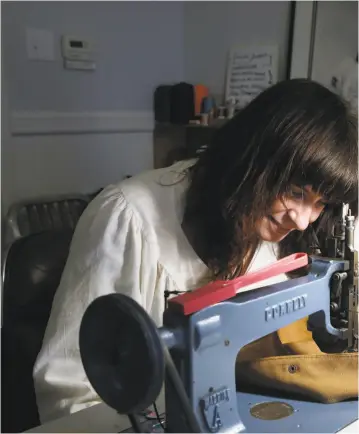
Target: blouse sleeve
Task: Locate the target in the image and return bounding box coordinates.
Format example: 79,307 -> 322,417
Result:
33,188 -> 163,423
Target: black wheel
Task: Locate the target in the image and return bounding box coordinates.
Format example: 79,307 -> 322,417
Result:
79,293 -> 164,414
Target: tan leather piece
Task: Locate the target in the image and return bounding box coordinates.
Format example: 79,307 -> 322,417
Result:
236,318 -> 359,403
277,317 -> 314,344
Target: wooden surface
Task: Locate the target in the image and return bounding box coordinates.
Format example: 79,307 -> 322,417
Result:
153,120 -> 226,169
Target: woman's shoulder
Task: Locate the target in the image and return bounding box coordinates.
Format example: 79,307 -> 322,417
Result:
120,160 -> 194,197
87,160 -> 194,238
117,161 -> 193,223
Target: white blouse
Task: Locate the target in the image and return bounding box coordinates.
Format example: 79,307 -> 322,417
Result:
34,159 -> 345,424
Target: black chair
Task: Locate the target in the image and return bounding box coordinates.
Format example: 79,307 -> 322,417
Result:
1,229 -> 74,432
1,191 -> 108,432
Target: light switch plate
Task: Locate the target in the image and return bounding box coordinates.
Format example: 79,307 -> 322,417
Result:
26,28 -> 55,61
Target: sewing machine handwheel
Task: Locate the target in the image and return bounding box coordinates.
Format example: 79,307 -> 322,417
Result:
79,293 -> 165,414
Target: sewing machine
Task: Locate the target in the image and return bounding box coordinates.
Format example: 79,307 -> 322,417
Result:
79,207 -> 358,433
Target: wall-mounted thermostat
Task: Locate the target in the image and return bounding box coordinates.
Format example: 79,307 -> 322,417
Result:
61,35 -> 96,70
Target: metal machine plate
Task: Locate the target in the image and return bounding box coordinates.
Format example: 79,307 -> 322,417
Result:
249,401 -> 294,420
238,391 -> 358,433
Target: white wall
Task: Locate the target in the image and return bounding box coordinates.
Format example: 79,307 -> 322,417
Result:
2,115 -> 155,210
1,1 -> 184,211
311,1 -> 358,86
2,1 -> 185,111
1,56 -> 15,213
2,1 -> 297,211
289,1 -> 315,79
10,130 -> 154,202
184,1 -> 292,99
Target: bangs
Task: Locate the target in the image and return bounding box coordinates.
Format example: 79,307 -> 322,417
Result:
290,163 -> 357,204
278,137 -> 358,205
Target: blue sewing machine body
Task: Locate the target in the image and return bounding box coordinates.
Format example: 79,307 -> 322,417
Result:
79,208 -> 358,433
161,257 -> 358,433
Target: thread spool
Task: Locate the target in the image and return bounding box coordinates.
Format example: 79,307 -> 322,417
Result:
194,85 -> 209,116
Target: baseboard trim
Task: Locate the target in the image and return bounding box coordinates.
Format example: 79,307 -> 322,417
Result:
11,110 -> 154,135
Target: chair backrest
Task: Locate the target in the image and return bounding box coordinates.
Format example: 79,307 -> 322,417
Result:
1,192 -> 101,431
1,229 -> 74,433
3,194 -> 90,249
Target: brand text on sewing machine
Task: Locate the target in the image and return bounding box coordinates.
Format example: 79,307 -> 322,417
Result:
202,387 -> 230,411
264,294 -> 307,321
200,387 -> 231,433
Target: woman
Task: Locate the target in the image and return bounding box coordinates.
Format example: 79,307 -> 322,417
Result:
33,79 -> 358,423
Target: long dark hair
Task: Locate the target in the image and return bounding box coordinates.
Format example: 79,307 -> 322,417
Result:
184,79 -> 358,279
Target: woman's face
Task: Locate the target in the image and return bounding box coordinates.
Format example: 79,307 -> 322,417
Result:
255,185 -> 327,242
